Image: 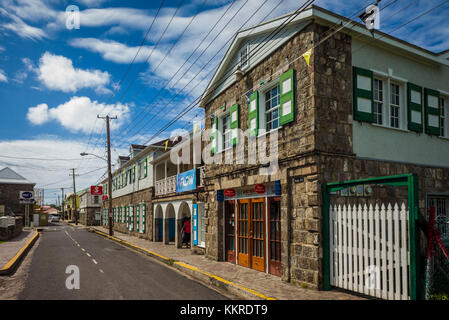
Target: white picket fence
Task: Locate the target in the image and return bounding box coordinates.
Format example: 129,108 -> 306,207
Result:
330,203 -> 410,300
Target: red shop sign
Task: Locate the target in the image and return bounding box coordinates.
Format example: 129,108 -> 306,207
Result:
90,185 -> 103,195
254,184 -> 266,194
224,189 -> 236,197
102,195 -> 108,200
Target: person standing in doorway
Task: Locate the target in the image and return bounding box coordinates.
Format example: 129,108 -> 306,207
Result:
181,217 -> 191,248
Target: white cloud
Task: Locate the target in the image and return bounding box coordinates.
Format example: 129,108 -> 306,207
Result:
26,103 -> 49,124
69,38 -> 154,64
36,52 -> 111,93
0,7 -> 47,40
0,69 -> 7,82
27,96 -> 130,134
78,0 -> 110,7
0,137 -> 128,203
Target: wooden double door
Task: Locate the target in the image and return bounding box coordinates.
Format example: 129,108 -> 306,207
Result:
225,197 -> 282,275
237,198 -> 266,272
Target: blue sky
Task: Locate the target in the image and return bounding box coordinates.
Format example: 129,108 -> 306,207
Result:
0,0 -> 448,204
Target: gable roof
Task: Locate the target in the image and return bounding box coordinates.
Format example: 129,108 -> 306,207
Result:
0,167 -> 34,185
200,5 -> 449,107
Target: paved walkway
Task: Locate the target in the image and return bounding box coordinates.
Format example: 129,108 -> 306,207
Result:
90,225 -> 362,300
0,230 -> 34,268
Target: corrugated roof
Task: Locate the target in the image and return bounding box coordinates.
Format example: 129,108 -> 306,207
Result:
0,167 -> 34,185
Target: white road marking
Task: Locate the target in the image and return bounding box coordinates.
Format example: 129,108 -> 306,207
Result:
77,244 -> 80,247
86,253 -> 91,257
81,248 -> 85,252
99,269 -> 104,273
92,259 -> 98,265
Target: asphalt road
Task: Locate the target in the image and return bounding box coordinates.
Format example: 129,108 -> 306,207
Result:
19,223 -> 228,300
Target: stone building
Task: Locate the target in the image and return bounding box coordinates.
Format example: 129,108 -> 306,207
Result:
199,4 -> 449,297
0,167 -> 35,219
78,188 -> 102,226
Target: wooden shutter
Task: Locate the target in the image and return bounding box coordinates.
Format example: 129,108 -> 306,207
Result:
353,67 -> 374,122
211,116 -> 218,154
126,206 -> 129,229
130,206 -> 134,231
144,157 -> 148,178
407,83 -> 423,133
424,88 -> 440,135
142,204 -> 146,233
136,205 -> 140,233
280,69 -> 295,125
248,91 -> 259,137
230,104 -> 239,146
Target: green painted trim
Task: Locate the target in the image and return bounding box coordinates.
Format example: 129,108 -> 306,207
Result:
248,91 -> 259,137
407,83 -> 423,133
230,104 -> 239,146
353,66 -> 374,123
322,173 -> 421,299
424,88 -> 440,136
279,69 -> 295,126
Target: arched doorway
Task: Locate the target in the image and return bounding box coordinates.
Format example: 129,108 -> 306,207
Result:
154,205 -> 163,242
164,203 -> 176,244
177,201 -> 191,249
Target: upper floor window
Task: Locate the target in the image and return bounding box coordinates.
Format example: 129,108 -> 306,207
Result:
390,82 -> 400,128
93,196 -> 99,204
219,113 -> 231,151
239,45 -> 248,69
373,78 -> 383,125
265,85 -> 280,131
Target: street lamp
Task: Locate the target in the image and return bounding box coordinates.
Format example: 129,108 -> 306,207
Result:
81,152 -> 114,236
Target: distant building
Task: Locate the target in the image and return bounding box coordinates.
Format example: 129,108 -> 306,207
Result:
78,188 -> 102,226
0,167 -> 35,219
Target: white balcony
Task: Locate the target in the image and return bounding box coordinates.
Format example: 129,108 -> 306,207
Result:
155,175 -> 176,196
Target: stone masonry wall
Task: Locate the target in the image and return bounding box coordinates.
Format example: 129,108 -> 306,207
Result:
106,187 -> 153,240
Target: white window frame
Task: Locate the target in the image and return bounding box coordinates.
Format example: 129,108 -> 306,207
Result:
239,44 -> 249,70
258,77 -> 281,136
373,77 -> 385,125
217,112 -> 231,152
371,72 -> 407,131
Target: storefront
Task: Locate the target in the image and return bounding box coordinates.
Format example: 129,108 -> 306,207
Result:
219,181 -> 282,276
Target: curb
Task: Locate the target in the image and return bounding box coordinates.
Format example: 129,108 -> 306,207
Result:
90,228 -> 275,300
0,230 -> 39,276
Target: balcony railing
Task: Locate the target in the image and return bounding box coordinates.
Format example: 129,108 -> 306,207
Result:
155,175 -> 176,196
155,166 -> 205,197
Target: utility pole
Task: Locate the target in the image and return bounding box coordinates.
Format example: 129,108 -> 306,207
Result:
70,169 -> 79,225
98,114 -> 117,236
61,188 -> 65,220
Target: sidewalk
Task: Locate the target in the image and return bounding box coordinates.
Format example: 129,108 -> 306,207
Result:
89,225 -> 363,300
0,229 -> 39,275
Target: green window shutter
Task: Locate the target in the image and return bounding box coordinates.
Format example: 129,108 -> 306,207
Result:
142,204 -> 146,233
144,157 -> 148,178
407,83 -> 423,133
279,69 -> 295,125
424,88 -> 440,135
230,104 -> 239,146
248,91 -> 259,137
133,166 -> 136,182
136,205 -> 140,233
353,67 -> 374,122
210,117 -> 218,155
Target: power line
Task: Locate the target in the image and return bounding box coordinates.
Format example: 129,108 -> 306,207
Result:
0,155 -> 96,161
140,0 -> 395,145
114,0 -> 281,148
82,0 -> 167,155
116,0 -> 242,138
